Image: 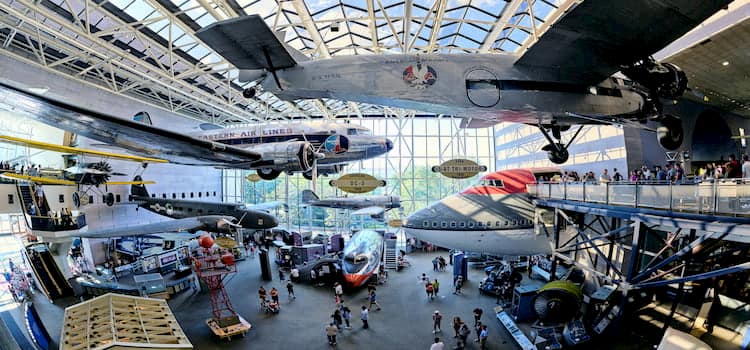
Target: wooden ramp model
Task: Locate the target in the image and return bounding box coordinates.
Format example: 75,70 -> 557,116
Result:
60,293 -> 192,350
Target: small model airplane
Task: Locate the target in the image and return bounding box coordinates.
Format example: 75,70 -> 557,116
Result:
300,190 -> 400,219
0,135 -> 160,206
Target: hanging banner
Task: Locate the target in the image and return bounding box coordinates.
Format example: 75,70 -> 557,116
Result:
388,219 -> 403,228
431,159 -> 487,179
329,173 -> 386,194
246,174 -> 262,182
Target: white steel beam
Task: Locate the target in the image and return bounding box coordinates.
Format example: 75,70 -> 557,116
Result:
479,0 -> 526,53
366,0 -> 379,53
426,0 -> 447,53
291,0 -> 330,59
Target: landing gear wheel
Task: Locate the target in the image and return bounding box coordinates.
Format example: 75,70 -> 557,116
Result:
302,172 -> 313,181
546,146 -> 569,164
657,115 -> 683,151
257,169 -> 281,181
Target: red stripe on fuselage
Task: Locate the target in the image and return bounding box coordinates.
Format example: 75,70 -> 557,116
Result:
460,168 -> 537,195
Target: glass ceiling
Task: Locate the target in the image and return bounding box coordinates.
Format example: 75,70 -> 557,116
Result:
0,0 -> 570,124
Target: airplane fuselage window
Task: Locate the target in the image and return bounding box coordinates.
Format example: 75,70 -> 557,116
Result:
468,222 -> 475,228
213,192 -> 217,197
441,222 -> 447,228
181,193 -> 185,199
188,208 -> 193,212
432,222 -> 438,228
89,195 -> 94,204
450,222 -> 456,228
423,221 -> 429,228
487,221 -> 492,228
7,194 -> 12,204
504,221 -> 509,226
477,222 -> 483,227
459,222 -> 466,228
496,221 -> 501,227
198,192 -> 202,198
190,192 -> 194,198
172,193 -> 176,199
115,195 -> 121,203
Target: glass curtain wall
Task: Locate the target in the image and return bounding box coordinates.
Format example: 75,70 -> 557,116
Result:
223,116 -> 495,231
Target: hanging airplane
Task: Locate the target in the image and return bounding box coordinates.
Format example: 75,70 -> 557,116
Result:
129,177 -> 278,230
403,168 -> 562,256
196,1 -> 731,164
0,82 -> 392,180
300,190 -> 400,218
0,135 -> 162,206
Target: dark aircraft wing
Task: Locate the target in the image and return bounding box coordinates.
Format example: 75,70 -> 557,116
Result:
77,215 -> 236,238
514,0 -> 731,84
0,81 -> 262,168
196,15 -> 299,70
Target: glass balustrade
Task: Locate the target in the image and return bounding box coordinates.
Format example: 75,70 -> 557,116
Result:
528,179 -> 750,217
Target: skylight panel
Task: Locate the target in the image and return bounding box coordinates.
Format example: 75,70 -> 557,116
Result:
109,0 -> 134,10
121,0 -> 156,21
195,13 -> 217,27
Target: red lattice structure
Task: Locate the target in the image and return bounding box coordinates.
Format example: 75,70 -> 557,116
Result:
192,250 -> 238,320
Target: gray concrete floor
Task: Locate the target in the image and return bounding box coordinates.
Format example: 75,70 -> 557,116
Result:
13,248 -> 747,349
169,250 -> 516,349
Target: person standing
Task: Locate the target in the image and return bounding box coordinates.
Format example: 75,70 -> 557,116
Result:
360,305 -> 369,329
452,316 -> 462,338
334,282 -> 343,299
426,281 -> 434,300
258,286 -> 267,304
453,275 -> 463,294
432,257 -> 439,272
326,323 -> 338,346
743,155 -> 750,178
474,321 -> 483,342
432,279 -> 440,297
290,267 -> 299,281
368,290 -> 382,310
479,325 -> 488,349
286,281 -> 296,299
430,337 -> 445,350
433,310 -> 443,333
341,305 -> 352,329
278,268 -> 285,281
332,309 -> 343,330
270,287 -> 279,304
458,321 -> 470,345
472,308 -> 483,326
612,168 -> 623,182
599,169 -> 611,183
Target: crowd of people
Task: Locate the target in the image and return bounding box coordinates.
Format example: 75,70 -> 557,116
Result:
540,154 -> 750,185
0,161 -> 43,177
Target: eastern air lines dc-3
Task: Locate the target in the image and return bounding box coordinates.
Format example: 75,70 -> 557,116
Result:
196,0 -> 731,164
0,82 -> 393,180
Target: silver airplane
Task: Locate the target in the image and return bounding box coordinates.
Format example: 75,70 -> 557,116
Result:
197,1 -> 731,164
301,190 -> 400,218
403,168 -> 561,256
0,82 -> 392,179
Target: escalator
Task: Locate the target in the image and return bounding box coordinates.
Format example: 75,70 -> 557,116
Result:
23,243 -> 74,301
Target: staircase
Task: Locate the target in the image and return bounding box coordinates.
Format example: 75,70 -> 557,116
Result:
383,238 -> 398,270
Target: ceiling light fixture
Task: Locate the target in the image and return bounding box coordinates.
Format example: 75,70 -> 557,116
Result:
722,61 -> 729,66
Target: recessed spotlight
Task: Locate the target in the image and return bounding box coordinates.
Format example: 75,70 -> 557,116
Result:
722,61 -> 729,66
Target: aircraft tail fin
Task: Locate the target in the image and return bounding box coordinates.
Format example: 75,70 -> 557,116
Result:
301,189 -> 318,203
196,15 -> 306,73
130,175 -> 149,198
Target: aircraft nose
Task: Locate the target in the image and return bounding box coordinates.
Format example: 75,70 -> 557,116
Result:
264,213 -> 279,228
385,139 -> 393,152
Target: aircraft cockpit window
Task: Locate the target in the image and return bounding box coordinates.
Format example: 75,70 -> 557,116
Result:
347,128 -> 358,135
354,254 -> 368,264
479,179 -> 505,187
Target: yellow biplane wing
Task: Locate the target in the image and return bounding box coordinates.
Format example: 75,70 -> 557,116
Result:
0,172 -> 156,186
0,135 -> 168,163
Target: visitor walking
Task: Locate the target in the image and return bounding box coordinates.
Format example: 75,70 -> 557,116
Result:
430,337 -> 445,350
452,316 -> 462,338
270,287 -> 279,303
474,321 -> 483,342
426,281 -> 434,300
332,309 -> 343,330
479,324 -> 488,349
458,321 -> 471,345
432,279 -> 440,296
326,323 -> 338,346
341,305 -> 352,329
472,308 -> 483,326
360,305 -> 369,329
286,281 -> 296,299
432,310 -> 443,333
368,290 -> 382,310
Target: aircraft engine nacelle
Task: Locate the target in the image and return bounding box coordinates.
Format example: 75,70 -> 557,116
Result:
250,141 -> 317,173
622,60 -> 687,100
316,164 -> 345,176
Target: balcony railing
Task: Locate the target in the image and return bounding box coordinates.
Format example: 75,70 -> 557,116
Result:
527,179 -> 750,217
